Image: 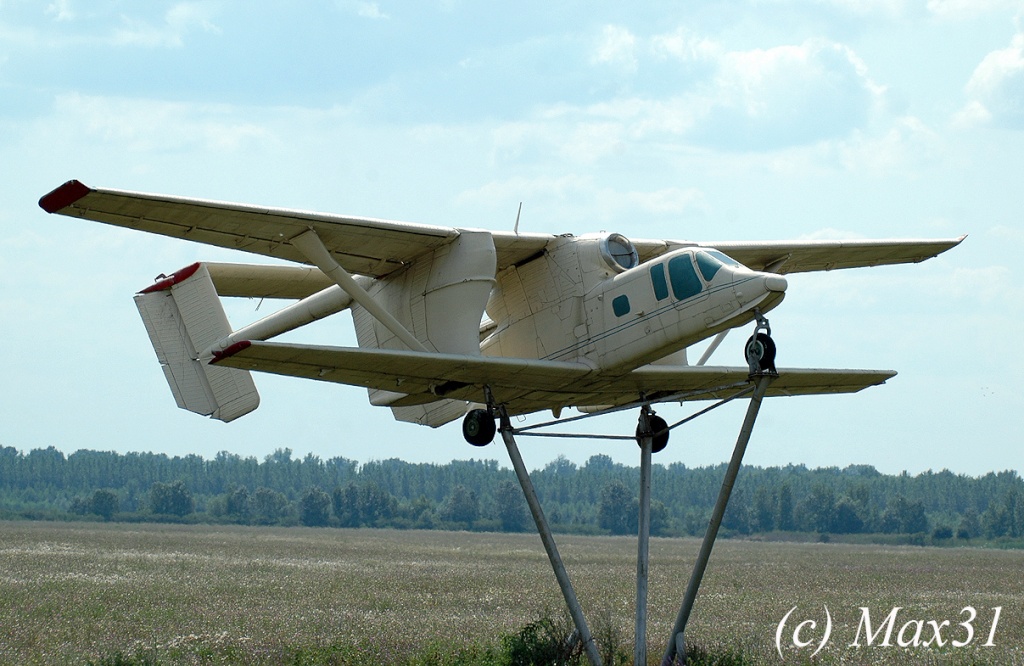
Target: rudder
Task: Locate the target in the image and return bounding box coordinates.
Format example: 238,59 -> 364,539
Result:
134,263 -> 259,422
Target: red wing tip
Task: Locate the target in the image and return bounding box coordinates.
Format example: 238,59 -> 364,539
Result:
211,341 -> 253,364
39,180 -> 92,214
138,262 -> 203,293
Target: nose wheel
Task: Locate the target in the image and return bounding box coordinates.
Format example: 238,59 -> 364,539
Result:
745,311 -> 777,375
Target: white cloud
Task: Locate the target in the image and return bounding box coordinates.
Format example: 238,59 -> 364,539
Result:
691,39 -> 883,150
836,115 -> 943,174
497,36 -> 885,159
962,33 -> 1024,128
50,93 -> 272,153
592,25 -> 638,72
454,177 -> 706,226
113,3 -> 220,48
336,1 -> 390,20
45,0 -> 75,22
927,0 -> 1024,17
650,27 -> 721,63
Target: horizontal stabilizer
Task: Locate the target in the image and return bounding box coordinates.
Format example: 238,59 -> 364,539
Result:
134,263 -> 259,422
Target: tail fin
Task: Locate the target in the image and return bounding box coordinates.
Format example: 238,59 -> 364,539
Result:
134,263 -> 259,422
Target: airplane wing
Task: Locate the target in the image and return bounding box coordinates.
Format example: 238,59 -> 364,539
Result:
40,180 -> 555,278
212,341 -> 894,414
635,237 -> 966,274
42,180 -> 961,281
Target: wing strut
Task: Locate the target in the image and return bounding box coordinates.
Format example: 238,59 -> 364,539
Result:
290,229 -> 429,353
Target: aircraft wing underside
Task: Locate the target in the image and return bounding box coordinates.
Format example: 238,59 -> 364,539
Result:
213,341 -> 895,416
39,180 -> 552,278
42,181 -> 963,287
633,237 -> 966,274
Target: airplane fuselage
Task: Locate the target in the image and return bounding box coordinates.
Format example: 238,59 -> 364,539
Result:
480,234 -> 787,374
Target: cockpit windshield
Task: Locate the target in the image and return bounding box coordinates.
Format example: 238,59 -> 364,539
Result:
695,250 -> 743,282
705,250 -> 741,267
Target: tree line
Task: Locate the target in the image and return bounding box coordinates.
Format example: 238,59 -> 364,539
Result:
1,445 -> 1022,544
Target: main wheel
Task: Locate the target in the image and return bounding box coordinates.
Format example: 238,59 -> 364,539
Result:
636,414 -> 669,453
462,409 -> 496,446
745,332 -> 777,374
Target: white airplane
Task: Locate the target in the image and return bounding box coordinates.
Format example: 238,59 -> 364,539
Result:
40,179 -> 963,449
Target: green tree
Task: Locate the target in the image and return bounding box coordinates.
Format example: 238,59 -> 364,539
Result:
441,484 -> 479,525
332,483 -> 360,527
252,487 -> 288,525
358,482 -> 397,526
752,485 -> 776,532
598,481 -> 634,535
496,479 -> 529,532
225,485 -> 250,522
832,497 -> 865,534
776,482 -> 795,531
149,481 -> 194,516
801,483 -> 836,533
91,489 -> 119,521
299,487 -> 331,526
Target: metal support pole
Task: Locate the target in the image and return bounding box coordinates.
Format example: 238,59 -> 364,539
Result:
635,407 -> 654,666
499,409 -> 603,666
661,374 -> 775,666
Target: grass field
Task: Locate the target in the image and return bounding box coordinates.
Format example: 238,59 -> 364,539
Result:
1,521 -> 1022,665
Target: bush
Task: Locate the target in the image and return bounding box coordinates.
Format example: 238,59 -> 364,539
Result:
501,611 -> 582,665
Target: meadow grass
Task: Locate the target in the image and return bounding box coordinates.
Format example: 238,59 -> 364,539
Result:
1,521 -> 1022,664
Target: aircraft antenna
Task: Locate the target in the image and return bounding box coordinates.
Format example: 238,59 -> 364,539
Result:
513,201 -> 522,235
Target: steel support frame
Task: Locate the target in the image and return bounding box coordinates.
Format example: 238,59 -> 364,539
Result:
496,373 -> 775,666
499,408 -> 604,666
660,373 -> 775,665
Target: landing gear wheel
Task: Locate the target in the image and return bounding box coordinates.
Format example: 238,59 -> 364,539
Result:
462,409 -> 496,446
745,332 -> 777,374
636,414 -> 670,453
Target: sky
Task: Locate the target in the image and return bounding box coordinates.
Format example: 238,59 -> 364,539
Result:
2,0 -> 1023,477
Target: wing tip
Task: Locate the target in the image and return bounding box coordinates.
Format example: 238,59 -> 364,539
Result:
39,179 -> 92,214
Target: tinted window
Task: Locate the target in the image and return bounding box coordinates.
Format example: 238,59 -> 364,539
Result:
650,263 -> 669,300
706,250 -> 741,267
696,252 -> 722,282
669,256 -> 702,301
612,294 -> 631,317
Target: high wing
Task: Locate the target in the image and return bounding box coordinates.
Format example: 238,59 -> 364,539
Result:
41,181 -> 962,284
212,341 -> 894,416
40,180 -> 552,278
633,237 -> 966,274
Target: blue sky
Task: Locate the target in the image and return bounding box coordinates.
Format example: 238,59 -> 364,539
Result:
2,1 -> 1022,476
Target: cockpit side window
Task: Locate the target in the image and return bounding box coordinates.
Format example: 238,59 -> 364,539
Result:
695,252 -> 723,282
650,263 -> 669,300
668,255 -> 702,301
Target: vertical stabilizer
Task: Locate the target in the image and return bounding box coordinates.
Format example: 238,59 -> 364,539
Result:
134,263 -> 260,422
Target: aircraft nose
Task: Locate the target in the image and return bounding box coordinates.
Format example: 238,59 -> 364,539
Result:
763,274 -> 787,293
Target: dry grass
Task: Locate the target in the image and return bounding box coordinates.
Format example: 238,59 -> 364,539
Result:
1,521 -> 1022,664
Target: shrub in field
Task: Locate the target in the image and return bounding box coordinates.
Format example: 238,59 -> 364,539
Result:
500,611 -> 583,665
